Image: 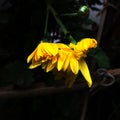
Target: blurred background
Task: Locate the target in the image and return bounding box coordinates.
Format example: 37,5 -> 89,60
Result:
0,0 -> 120,120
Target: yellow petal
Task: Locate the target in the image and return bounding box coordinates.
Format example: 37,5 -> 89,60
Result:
70,55 -> 79,74
41,62 -> 47,69
79,59 -> 92,87
29,63 -> 41,69
46,61 -> 56,72
57,50 -> 67,71
65,72 -> 77,88
29,59 -> 41,69
42,43 -> 58,56
76,38 -> 97,51
69,43 -> 76,49
52,56 -> 57,64
56,43 -> 69,49
27,48 -> 37,63
62,52 -> 71,71
36,44 -> 44,57
51,44 -> 59,55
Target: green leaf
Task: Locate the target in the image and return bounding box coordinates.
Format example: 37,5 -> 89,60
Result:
88,47 -> 110,69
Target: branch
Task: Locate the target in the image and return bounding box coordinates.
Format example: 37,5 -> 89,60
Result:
47,3 -> 77,44
0,83 -> 88,98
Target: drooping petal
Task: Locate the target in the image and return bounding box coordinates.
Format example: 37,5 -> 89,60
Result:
27,48 -> 37,63
62,52 -> 71,71
56,43 -> 70,49
57,50 -> 67,71
53,70 -> 65,81
70,54 -> 79,74
52,56 -> 58,64
29,59 -> 41,69
29,63 -> 41,69
57,44 -> 72,71
79,58 -> 92,87
49,43 -> 58,56
69,43 -> 76,49
65,72 -> 77,88
42,43 -> 58,56
36,44 -> 44,57
46,61 -> 56,72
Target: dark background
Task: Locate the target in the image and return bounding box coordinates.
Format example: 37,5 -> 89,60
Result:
0,0 -> 120,120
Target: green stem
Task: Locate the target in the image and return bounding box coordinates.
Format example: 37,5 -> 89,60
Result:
44,7 -> 49,35
47,4 -> 76,44
61,13 -> 77,16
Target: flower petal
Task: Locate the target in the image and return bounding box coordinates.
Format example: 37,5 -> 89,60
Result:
46,61 -> 56,72
79,59 -> 92,87
36,44 -> 44,57
75,38 -> 97,53
27,48 -> 37,63
62,52 -> 71,71
65,73 -> 77,88
70,55 -> 79,74
29,59 -> 41,69
57,50 -> 67,71
57,43 -> 69,49
42,43 -> 58,56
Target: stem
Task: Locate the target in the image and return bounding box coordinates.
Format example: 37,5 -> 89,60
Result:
61,13 -> 77,16
47,4 -> 76,44
44,7 -> 49,35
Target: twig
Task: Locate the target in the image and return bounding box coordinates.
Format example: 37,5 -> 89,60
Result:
0,83 -> 88,99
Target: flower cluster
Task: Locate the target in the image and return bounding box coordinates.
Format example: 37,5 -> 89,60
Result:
27,38 -> 97,87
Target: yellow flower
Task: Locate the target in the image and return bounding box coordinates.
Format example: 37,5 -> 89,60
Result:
69,38 -> 97,87
27,38 -> 97,88
56,38 -> 97,87
27,42 -> 59,72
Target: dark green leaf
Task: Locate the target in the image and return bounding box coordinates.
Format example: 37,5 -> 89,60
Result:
89,47 -> 110,69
